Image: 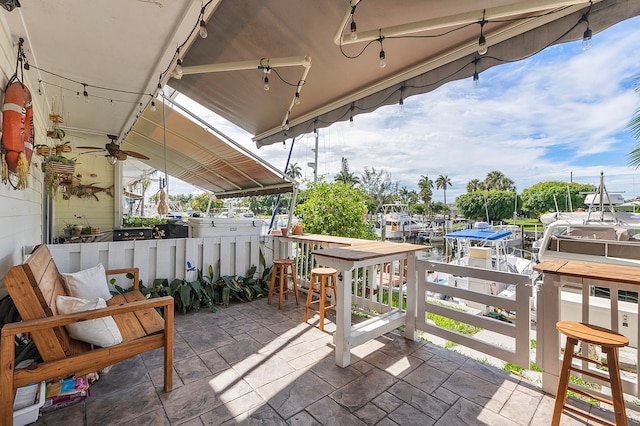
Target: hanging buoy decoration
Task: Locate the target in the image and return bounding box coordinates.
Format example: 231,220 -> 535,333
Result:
1,38 -> 34,189
1,81 -> 33,189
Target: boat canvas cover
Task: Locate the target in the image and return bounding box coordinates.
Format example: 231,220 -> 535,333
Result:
445,229 -> 513,241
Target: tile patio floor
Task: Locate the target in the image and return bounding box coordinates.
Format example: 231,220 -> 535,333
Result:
33,298 -> 640,425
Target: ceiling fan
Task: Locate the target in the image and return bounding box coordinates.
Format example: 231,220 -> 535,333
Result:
77,135 -> 150,164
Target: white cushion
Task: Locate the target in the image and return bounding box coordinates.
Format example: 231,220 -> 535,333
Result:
61,263 -> 112,301
56,295 -> 123,347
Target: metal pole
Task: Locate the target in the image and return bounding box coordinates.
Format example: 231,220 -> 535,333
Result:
314,128 -> 319,182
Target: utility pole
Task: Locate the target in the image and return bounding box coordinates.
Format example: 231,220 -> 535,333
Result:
314,128 -> 318,182
307,127 -> 319,182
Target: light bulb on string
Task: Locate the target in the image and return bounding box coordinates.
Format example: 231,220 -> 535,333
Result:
151,100 -> 157,112
294,92 -> 300,105
379,49 -> 386,68
472,71 -> 479,89
175,59 -> 183,76
582,27 -> 592,50
349,115 -> 354,127
83,84 -> 89,103
399,96 -> 404,112
350,20 -> 357,40
199,20 -> 208,38
478,35 -> 487,55
263,75 -> 270,91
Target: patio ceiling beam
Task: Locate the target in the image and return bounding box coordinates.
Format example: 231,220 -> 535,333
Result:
171,55 -> 312,135
334,0 -> 600,45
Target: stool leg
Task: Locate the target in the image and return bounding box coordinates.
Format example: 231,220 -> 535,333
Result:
318,275 -> 327,331
304,274 -> 315,324
604,346 -> 628,426
268,267 -> 277,306
552,337 -> 577,426
278,267 -> 285,310
291,265 -> 300,305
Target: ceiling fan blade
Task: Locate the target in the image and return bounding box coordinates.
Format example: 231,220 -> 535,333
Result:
79,149 -> 105,155
116,152 -> 128,161
122,150 -> 150,160
77,146 -> 104,150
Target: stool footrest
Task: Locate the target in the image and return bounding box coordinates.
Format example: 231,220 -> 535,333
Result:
569,366 -> 611,382
573,353 -> 607,368
567,385 -> 614,406
563,405 -> 614,426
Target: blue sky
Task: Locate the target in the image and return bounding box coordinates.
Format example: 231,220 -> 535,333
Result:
174,15 -> 640,204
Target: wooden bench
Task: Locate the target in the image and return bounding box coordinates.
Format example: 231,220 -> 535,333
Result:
0,245 -> 174,425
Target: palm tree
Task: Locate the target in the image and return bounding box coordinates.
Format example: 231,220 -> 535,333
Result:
627,76 -> 640,168
418,175 -> 433,212
466,179 -> 481,192
483,170 -> 505,191
435,175 -> 452,205
286,162 -> 302,180
334,157 -> 359,186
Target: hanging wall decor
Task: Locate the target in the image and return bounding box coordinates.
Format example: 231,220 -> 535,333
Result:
1,38 -> 34,190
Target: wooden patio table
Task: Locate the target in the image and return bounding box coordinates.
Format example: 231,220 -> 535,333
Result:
312,240 -> 426,367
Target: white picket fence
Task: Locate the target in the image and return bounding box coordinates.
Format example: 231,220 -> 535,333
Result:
48,236 -> 285,288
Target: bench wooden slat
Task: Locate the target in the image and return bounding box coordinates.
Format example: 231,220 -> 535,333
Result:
108,294 -> 149,342
123,291 -> 165,335
3,265 -> 67,360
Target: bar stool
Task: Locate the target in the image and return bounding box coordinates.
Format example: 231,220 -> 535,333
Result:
553,321 -> 629,426
304,267 -> 338,331
268,259 -> 300,310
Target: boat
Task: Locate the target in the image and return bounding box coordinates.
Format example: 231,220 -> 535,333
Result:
375,203 -> 426,240
536,173 -> 640,267
427,226 -> 538,322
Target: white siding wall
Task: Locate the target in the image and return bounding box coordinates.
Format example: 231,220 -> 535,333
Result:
0,14 -> 46,296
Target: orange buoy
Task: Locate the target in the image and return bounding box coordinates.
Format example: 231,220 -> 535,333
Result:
2,81 -> 34,174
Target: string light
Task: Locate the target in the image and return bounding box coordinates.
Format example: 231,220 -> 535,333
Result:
294,92 -> 300,105
175,59 -> 183,76
199,6 -> 208,39
478,19 -> 488,55
378,37 -> 386,68
399,87 -> 404,112
263,75 -> 270,91
83,83 -> 89,103
349,105 -> 355,127
151,100 -> 157,112
350,5 -> 357,40
472,59 -> 479,89
581,12 -> 592,50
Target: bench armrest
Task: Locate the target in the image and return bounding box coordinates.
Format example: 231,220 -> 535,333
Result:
1,296 -> 173,337
105,267 -> 140,291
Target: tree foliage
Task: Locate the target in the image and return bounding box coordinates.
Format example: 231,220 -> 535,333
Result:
359,167 -> 393,214
455,190 -> 517,221
627,75 -> 640,168
520,181 -> 596,218
334,157 -> 360,186
295,180 -> 376,239
435,175 -> 452,205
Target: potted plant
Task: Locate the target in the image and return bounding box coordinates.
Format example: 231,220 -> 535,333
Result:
43,155 -> 77,196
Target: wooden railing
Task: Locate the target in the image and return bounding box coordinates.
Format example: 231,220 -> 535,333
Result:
416,259 -> 534,368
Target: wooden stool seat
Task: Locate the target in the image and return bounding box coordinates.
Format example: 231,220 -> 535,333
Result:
304,267 -> 338,331
553,321 -> 629,426
268,259 -> 300,309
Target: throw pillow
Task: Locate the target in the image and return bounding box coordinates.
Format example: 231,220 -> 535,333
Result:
61,263 -> 112,301
56,295 -> 123,347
